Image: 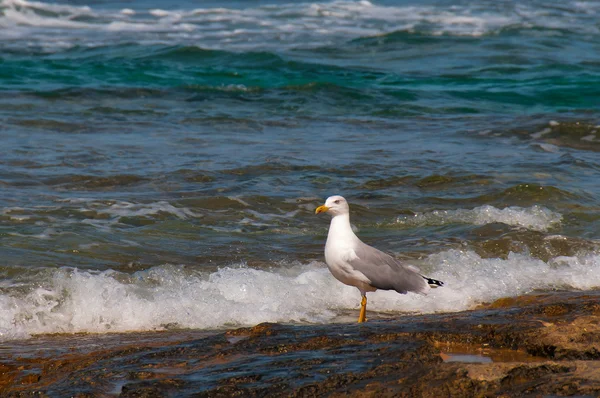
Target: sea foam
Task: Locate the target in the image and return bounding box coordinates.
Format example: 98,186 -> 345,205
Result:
92,200 -> 201,219
2,249 -> 600,341
0,0 -> 592,52
397,205 -> 561,232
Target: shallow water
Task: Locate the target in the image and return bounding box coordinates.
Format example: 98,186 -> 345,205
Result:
1,0 -> 600,340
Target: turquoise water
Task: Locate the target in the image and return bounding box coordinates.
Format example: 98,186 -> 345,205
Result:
1,0 -> 600,339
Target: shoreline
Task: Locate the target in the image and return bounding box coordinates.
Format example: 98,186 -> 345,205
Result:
2,290 -> 600,396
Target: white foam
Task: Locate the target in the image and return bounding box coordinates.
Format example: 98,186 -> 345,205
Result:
536,143 -> 560,153
245,209 -> 300,222
0,262 -> 337,340
88,200 -> 201,220
2,249 -> 600,341
149,9 -> 171,18
1,0 -> 95,29
1,0 -> 594,52
3,0 -> 91,14
532,127 -> 552,139
227,196 -> 251,207
9,215 -> 31,221
4,200 -> 201,228
407,250 -> 600,313
397,205 -> 561,232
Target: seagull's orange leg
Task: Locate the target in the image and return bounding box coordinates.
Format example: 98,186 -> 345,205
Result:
358,295 -> 367,323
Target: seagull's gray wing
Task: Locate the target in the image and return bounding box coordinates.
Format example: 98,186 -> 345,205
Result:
348,241 -> 430,295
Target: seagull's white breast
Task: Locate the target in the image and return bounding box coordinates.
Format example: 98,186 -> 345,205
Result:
324,216 -> 374,291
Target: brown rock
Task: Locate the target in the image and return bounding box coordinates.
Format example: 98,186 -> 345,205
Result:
1,291 -> 600,397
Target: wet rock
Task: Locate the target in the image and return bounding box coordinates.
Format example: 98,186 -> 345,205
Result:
1,291 -> 600,396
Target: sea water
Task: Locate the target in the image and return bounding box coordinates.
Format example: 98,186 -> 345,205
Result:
1,0 -> 600,340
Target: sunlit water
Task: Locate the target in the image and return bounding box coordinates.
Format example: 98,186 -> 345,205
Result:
1,0 -> 600,341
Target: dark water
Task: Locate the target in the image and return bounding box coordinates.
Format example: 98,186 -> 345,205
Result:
1,0 -> 600,340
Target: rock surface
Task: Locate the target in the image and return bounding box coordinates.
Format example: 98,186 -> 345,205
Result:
2,291 -> 600,397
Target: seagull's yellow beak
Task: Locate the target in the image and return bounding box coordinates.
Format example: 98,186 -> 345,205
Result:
315,205 -> 329,214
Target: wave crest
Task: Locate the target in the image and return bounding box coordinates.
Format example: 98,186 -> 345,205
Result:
0,0 -> 594,53
397,205 -> 562,232
3,248 -> 600,341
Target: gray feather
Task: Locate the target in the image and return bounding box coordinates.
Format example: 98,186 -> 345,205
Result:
349,241 -> 429,295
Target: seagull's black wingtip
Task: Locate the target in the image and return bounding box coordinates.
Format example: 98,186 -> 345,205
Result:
423,276 -> 444,288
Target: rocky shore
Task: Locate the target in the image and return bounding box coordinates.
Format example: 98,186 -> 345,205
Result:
2,291 -> 600,397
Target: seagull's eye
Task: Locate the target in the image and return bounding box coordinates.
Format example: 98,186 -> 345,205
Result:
334,200 -> 340,204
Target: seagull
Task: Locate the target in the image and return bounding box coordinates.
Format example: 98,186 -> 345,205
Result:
315,195 -> 443,323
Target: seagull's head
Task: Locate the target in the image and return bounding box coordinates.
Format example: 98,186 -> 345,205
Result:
315,195 -> 349,216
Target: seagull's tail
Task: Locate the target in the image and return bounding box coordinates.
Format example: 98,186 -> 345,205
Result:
422,275 -> 444,288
